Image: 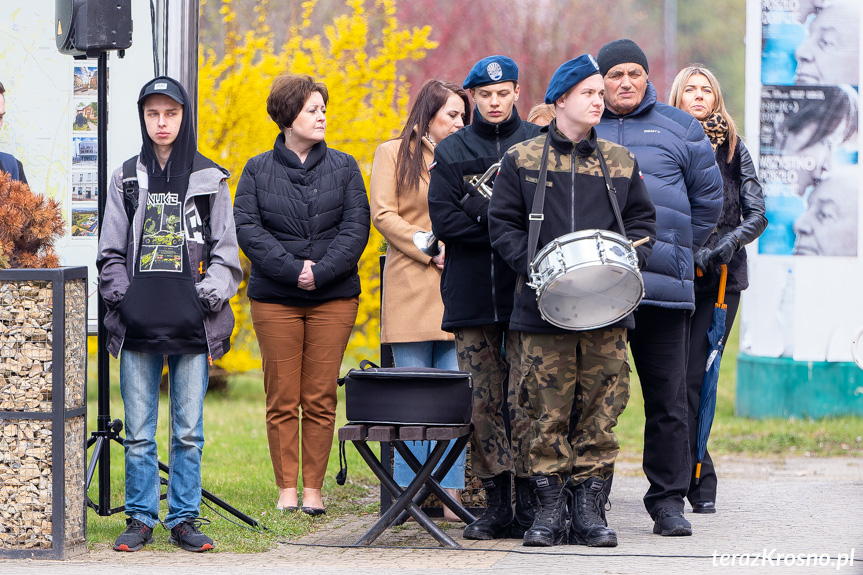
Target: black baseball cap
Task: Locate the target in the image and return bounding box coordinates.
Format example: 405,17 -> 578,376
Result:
137,76 -> 186,106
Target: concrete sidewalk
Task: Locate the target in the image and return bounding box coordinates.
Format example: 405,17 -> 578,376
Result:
9,456 -> 863,574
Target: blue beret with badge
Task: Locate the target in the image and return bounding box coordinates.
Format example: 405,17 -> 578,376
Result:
544,54 -> 601,105
463,55 -> 519,90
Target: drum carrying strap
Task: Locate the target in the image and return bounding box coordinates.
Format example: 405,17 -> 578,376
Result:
595,147 -> 628,238
527,135 -> 628,263
527,134 -> 553,265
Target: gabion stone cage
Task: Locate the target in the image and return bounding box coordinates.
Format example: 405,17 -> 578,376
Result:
0,267 -> 88,560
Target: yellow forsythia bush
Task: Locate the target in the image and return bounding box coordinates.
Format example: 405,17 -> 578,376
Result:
198,0 -> 437,371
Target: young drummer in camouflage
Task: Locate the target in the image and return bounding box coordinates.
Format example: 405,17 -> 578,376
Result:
489,55 -> 656,547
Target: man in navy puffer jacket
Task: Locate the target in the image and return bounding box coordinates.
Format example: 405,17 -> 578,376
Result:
595,39 -> 722,537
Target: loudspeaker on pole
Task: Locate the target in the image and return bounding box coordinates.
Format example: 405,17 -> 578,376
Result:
56,0 -> 133,58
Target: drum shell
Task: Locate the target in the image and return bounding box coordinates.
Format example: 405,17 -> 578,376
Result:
529,229 -> 644,330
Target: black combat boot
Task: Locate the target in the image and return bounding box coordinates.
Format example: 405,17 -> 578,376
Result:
569,477 -> 618,547
463,473 -> 515,540
522,475 -> 570,547
511,476 -> 536,538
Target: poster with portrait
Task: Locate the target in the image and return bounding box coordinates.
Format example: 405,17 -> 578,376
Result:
758,84 -> 858,256
758,0 -> 861,258
761,0 -> 860,87
743,0 -> 863,362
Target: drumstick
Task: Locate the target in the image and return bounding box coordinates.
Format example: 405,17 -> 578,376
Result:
631,237 -> 650,248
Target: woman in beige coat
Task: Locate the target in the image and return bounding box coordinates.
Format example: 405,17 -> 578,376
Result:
370,79 -> 470,521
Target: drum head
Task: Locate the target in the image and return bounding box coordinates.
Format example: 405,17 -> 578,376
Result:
537,263 -> 643,330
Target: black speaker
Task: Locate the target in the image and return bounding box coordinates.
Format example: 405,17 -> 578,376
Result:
56,0 -> 133,58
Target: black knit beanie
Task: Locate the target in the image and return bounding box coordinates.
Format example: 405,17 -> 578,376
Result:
597,39 -> 650,76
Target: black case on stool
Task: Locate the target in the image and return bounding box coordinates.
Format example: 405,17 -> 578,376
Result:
340,362 -> 473,425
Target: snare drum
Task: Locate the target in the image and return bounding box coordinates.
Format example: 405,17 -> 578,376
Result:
527,229 -> 644,330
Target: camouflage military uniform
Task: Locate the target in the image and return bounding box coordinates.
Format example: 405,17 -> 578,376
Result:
456,326 -> 531,479
488,121 -> 656,482
516,328 -> 630,477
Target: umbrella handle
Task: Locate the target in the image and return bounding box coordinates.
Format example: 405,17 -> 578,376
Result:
694,462 -> 702,485
716,264 -> 728,308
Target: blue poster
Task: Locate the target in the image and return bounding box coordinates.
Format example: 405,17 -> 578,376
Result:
761,0 -> 860,87
759,85 -> 858,256
759,0 -> 860,257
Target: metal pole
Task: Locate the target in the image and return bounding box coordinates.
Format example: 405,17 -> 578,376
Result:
153,0 -> 168,76
664,0 -> 678,97
166,0 -> 200,132
95,51 -> 111,516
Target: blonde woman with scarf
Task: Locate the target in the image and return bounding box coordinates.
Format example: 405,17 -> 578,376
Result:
669,65 -> 767,515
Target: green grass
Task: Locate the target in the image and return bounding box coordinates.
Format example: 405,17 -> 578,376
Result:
84,360 -> 378,553
83,321 -> 863,551
613,322 -> 863,460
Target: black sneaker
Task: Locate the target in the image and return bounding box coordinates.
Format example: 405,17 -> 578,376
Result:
168,518 -> 215,552
113,517 -> 154,552
652,507 -> 692,536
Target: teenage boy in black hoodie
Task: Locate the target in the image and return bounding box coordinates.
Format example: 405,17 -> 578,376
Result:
428,55 -> 541,540
97,77 -> 242,552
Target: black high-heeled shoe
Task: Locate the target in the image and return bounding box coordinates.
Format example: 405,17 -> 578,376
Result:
301,506 -> 326,517
277,505 -> 299,513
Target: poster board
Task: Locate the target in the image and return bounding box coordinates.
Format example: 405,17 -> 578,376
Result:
0,1 -> 155,332
743,0 -> 863,362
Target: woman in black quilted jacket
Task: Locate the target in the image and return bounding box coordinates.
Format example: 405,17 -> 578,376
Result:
234,75 -> 370,515
670,65 -> 767,515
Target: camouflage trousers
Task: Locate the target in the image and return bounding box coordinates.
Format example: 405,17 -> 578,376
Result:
455,325 -> 531,479
517,328 -> 631,480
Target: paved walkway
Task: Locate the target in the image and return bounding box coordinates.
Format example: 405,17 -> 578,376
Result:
8,456 -> 863,574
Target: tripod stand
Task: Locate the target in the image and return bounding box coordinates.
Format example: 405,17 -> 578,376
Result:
83,51 -> 258,528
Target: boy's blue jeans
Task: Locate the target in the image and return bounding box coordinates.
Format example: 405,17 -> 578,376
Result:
120,350 -> 209,528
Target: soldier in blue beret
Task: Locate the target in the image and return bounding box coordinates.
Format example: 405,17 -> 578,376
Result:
427,56 -> 542,540
489,53 -> 656,547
